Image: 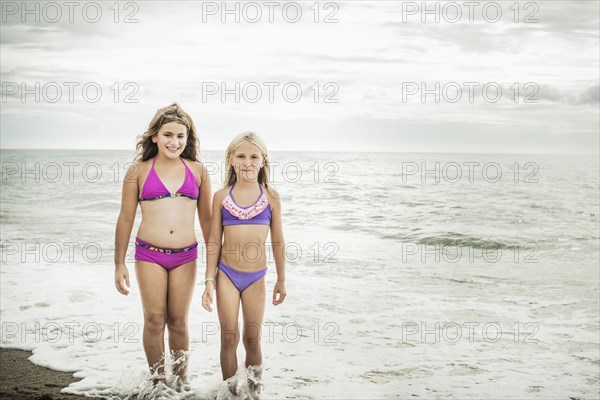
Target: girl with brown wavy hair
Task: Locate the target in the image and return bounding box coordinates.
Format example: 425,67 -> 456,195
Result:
113,103 -> 212,389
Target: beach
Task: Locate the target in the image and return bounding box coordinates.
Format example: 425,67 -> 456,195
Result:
0,349 -> 89,400
2,0 -> 599,397
1,150 -> 599,399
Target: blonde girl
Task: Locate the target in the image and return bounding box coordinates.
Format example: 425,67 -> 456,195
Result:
202,131 -> 286,395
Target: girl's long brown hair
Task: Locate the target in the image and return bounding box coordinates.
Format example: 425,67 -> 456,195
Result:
134,103 -> 199,162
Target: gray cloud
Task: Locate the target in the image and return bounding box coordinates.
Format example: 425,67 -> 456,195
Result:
381,1 -> 599,53
575,84 -> 600,104
1,1 -> 598,154
534,83 -> 600,105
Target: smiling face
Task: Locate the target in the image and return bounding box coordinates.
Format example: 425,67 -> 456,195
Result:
152,121 -> 188,158
229,141 -> 265,183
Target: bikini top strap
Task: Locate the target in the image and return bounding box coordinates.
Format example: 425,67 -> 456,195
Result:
180,156 -> 188,171
228,183 -> 263,199
151,155 -> 157,168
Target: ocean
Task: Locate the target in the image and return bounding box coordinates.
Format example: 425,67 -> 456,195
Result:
1,149 -> 598,399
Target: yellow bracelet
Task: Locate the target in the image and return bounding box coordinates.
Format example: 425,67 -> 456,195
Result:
204,278 -> 215,285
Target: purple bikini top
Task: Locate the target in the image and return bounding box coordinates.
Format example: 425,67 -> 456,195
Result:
222,184 -> 271,226
139,156 -> 199,201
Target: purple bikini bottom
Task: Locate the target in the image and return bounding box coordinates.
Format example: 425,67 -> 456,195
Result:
218,260 -> 268,292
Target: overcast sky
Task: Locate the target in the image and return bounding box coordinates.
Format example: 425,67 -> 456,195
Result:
1,1 -> 598,153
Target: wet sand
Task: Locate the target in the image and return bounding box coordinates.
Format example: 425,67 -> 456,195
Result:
0,349 -> 90,400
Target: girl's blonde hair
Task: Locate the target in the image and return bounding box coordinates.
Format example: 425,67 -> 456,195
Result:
134,103 -> 200,162
224,131 -> 273,196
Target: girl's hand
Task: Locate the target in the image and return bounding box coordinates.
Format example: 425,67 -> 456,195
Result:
272,280 -> 286,305
202,283 -> 215,312
114,263 -> 130,296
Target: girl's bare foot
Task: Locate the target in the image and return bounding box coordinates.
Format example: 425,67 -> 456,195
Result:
247,364 -> 263,398
227,376 -> 240,396
173,375 -> 192,392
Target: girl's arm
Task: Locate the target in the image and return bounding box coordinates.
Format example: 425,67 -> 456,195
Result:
114,163 -> 140,296
270,190 -> 287,305
202,190 -> 225,312
197,163 -> 212,244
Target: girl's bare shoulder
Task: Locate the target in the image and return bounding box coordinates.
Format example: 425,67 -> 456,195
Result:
184,160 -> 211,183
265,186 -> 281,205
185,159 -> 208,173
125,159 -> 150,179
214,187 -> 230,202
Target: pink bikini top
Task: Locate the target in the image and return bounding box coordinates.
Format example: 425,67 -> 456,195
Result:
139,156 -> 199,201
221,184 -> 271,226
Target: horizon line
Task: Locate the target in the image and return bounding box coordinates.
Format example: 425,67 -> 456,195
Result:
0,147 -> 598,157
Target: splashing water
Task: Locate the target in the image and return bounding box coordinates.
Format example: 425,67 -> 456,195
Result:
216,365 -> 263,400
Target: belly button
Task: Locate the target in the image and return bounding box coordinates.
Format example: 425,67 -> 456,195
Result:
170,230 -> 174,234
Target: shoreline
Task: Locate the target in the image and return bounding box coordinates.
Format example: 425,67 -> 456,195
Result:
0,348 -> 90,400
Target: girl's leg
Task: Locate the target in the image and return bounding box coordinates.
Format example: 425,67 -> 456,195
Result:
166,260 -> 197,383
241,278 -> 266,394
240,277 -> 266,368
135,261 -> 169,376
216,268 -> 241,380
